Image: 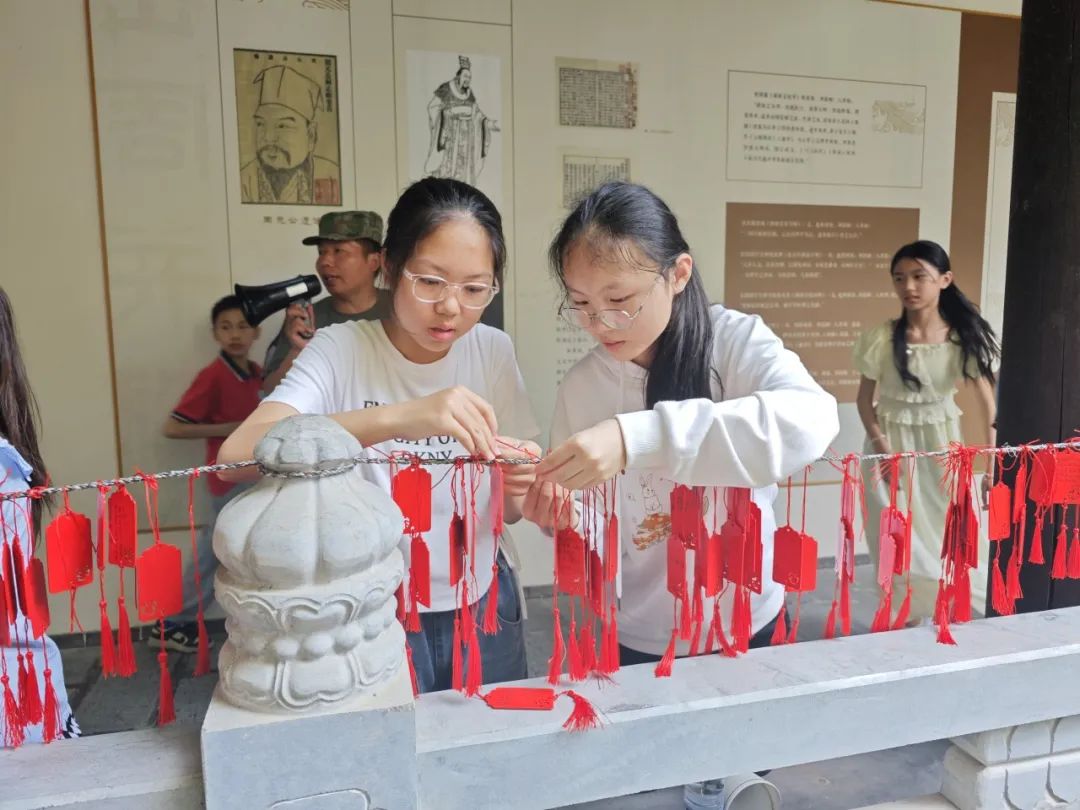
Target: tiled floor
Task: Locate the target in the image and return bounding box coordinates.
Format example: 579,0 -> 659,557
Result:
53,559 -> 950,809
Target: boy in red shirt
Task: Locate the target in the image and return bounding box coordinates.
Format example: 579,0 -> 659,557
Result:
152,295 -> 262,652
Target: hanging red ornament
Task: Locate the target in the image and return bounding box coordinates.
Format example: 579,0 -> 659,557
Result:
391,460 -> 432,534
135,543 -> 183,623
107,485 -> 137,568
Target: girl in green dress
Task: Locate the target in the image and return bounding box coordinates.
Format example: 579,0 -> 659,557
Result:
855,240 -> 999,623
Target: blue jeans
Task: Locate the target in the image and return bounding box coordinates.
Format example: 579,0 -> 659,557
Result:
407,553 -> 527,693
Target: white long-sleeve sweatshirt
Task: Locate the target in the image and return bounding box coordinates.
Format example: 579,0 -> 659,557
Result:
551,305 -> 840,655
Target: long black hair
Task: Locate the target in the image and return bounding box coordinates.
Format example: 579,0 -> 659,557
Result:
889,240 -> 999,390
0,287 -> 50,535
382,177 -> 506,289
549,182 -> 714,408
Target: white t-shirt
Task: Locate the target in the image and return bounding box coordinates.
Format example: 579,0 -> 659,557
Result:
266,320 -> 539,612
552,305 -> 840,655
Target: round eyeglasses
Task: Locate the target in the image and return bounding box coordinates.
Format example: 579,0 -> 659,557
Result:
559,275 -> 662,331
402,269 -> 499,309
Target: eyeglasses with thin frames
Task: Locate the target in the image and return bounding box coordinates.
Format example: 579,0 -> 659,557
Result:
559,274 -> 663,331
402,269 -> 499,310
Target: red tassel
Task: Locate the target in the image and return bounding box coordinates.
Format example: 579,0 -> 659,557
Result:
992,562 -> 1011,614
1053,525 -> 1069,579
406,644 -> 419,697
733,588 -> 751,653
678,592 -> 692,641
1029,524 -> 1046,565
839,573 -> 852,637
654,629 -> 677,677
1006,550 -> 1023,601
116,596 -> 136,677
601,606 -> 619,674
1069,529 -> 1080,579
2,673 -> 24,749
787,603 -> 801,643
567,618 -> 587,681
451,615 -> 464,693
547,607 -> 564,685
715,617 -> 737,658
579,622 -> 596,674
406,586 -> 422,634
99,601 -> 116,678
823,600 -> 838,640
482,562 -> 500,635
770,604 -> 788,646
609,607 -> 619,671
936,620 -> 957,645
934,585 -> 956,646
953,566 -> 972,624
933,578 -> 948,623
194,609 -> 211,678
19,651 -> 42,726
689,588 -> 705,655
870,590 -> 892,633
891,587 -> 911,630
704,607 -> 717,655
465,624 -> 482,697
157,648 -> 175,725
41,665 -> 60,743
561,690 -> 601,732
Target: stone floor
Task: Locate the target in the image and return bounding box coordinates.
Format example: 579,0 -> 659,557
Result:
53,559 -> 952,809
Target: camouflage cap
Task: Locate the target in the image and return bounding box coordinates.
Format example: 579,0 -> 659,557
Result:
301,211 -> 384,246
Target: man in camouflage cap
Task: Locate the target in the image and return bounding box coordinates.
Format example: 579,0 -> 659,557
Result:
240,64 -> 341,205
262,210 -> 390,391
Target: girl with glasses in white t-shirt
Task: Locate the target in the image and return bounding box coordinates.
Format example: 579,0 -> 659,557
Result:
220,178 -> 541,692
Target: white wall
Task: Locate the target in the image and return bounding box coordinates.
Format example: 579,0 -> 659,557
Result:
1,0 -> 1011,625
2,1 -> 119,627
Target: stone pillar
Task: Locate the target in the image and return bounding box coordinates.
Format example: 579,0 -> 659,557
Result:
200,415 -> 417,810
943,717 -> 1080,809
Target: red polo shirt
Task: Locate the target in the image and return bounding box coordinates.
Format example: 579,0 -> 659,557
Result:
171,352 -> 263,496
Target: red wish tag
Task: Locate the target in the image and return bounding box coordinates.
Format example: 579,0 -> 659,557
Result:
877,523 -> 896,591
603,514 -> 619,582
392,464 -> 432,533
720,519 -> 746,586
745,502 -> 763,593
988,482 -> 1011,540
108,486 -> 138,568
1012,460 -> 1029,524
449,514 -> 465,586
482,686 -> 557,711
670,485 -> 703,547
3,543 -> 20,625
135,544 -> 183,622
772,525 -> 816,592
556,528 -> 586,597
410,534 -> 431,607
878,507 -> 906,584
588,549 -> 604,616
25,558 -> 51,639
46,510 -> 93,594
722,513 -> 764,593
700,532 -> 724,596
1030,450 -> 1080,506
490,464 -> 505,537
725,488 -> 752,528
666,532 -> 687,597
0,576 -> 8,645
